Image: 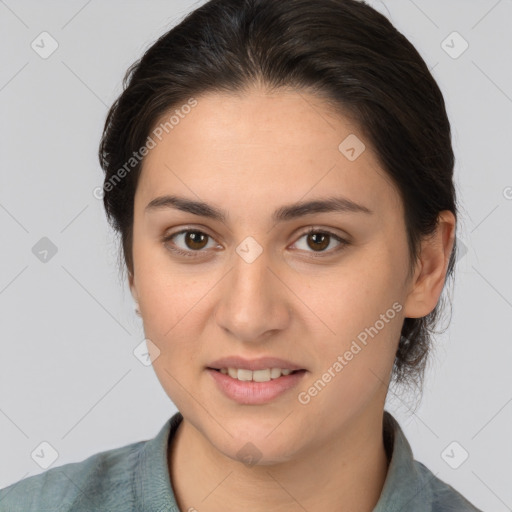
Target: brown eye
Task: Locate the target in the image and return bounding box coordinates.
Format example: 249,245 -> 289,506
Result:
162,229 -> 218,258
306,232 -> 330,251
183,231 -> 209,250
292,228 -> 349,256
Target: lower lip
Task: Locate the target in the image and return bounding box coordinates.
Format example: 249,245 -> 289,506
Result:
206,368 -> 307,405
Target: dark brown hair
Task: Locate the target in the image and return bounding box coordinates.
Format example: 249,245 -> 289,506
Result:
98,0 -> 458,394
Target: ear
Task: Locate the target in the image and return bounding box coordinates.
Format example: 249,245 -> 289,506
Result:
128,270 -> 138,304
403,211 -> 456,319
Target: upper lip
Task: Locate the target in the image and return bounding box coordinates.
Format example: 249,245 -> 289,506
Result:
207,356 -> 305,372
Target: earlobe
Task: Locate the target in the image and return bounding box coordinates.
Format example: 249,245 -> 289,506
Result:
129,273 -> 142,316
403,261 -> 426,319
129,271 -> 138,303
403,211 -> 456,319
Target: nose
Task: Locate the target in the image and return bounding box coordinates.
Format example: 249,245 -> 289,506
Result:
214,247 -> 292,343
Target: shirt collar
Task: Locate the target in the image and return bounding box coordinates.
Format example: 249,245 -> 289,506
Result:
136,409 -> 433,511
373,410 -> 434,511
137,411 -> 183,511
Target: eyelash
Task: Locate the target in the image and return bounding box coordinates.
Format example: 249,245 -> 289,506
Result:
161,227 -> 350,259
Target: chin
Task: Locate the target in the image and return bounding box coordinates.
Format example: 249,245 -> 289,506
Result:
208,424 -> 301,467
225,442 -> 297,467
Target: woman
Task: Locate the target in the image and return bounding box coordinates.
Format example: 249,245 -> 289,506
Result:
0,0 -> 483,510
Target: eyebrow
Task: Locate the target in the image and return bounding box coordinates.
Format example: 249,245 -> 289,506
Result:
145,194 -> 373,223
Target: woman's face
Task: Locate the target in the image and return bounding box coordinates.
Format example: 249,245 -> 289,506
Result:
130,87 -> 421,463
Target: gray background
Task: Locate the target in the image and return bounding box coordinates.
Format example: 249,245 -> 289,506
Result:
1,0 -> 511,510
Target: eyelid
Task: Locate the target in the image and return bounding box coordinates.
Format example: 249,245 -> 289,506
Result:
290,227 -> 349,257
162,225 -> 350,258
161,227 -> 221,257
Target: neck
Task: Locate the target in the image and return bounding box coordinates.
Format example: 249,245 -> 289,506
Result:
168,406 -> 390,512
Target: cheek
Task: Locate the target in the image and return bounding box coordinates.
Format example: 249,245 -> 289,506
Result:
303,246 -> 404,384
133,234 -> 213,334
138,273 -> 211,351
136,265 -> 212,407
309,252 -> 403,339
133,252 -> 215,381
295,284 -> 401,425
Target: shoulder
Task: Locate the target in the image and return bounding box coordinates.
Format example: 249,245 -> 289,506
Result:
379,411 -> 483,512
414,460 -> 483,512
0,438 -> 147,512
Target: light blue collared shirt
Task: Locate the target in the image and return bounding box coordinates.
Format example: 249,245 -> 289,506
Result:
0,410 -> 483,511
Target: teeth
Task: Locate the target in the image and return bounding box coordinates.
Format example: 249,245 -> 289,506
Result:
237,369 -> 253,381
218,367 -> 297,382
270,368 -> 282,379
253,369 -> 270,382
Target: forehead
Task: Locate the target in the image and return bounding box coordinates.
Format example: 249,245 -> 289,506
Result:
135,88 -> 400,216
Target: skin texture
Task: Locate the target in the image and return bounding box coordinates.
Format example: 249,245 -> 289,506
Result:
129,86 -> 456,512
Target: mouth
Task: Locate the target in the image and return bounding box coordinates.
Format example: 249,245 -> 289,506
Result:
206,357 -> 308,404
207,367 -> 306,382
